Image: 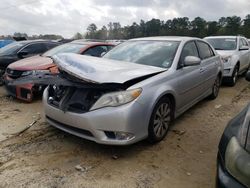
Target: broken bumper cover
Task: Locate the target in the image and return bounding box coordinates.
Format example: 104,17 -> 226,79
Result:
43,87 -> 148,145
4,75 -> 35,102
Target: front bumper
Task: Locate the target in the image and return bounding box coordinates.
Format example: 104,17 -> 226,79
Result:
223,63 -> 235,77
4,75 -> 35,102
216,153 -> 246,188
43,88 -> 148,145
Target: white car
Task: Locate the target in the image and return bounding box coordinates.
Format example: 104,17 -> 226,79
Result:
205,36 -> 250,86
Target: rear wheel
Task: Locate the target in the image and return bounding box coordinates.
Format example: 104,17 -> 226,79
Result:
148,97 -> 173,143
228,66 -> 239,86
209,75 -> 221,100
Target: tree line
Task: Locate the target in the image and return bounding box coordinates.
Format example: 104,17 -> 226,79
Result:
82,15 -> 250,40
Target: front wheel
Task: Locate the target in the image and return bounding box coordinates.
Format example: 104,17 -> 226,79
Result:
148,97 -> 173,143
228,66 -> 239,86
209,75 -> 221,100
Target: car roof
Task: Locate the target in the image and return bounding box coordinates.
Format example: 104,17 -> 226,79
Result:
15,40 -> 58,45
70,40 -> 114,46
129,36 -> 200,42
204,36 -> 239,39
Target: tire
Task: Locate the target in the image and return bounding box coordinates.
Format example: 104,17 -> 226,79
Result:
209,75 -> 221,100
228,66 -> 239,86
148,97 -> 173,143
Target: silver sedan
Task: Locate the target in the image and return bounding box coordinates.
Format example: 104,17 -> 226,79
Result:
43,36 -> 223,145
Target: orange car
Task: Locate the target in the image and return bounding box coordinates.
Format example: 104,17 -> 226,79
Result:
4,41 -> 114,102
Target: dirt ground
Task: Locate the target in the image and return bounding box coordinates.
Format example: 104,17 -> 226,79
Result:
0,78 -> 249,188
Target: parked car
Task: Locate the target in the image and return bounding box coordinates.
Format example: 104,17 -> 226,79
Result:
4,41 -> 114,102
204,36 -> 250,86
0,39 -> 14,48
18,36 -> 220,145
0,40 -> 59,85
216,71 -> 250,188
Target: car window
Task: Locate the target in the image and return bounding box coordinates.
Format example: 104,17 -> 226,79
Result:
196,41 -> 214,60
205,38 -> 237,50
240,38 -> 248,47
179,41 -> 199,66
21,43 -> 48,54
83,45 -> 110,57
46,43 -> 59,50
104,40 -> 180,68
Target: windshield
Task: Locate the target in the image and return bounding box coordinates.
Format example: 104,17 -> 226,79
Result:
0,41 -> 27,55
43,43 -> 86,57
103,40 -> 180,68
206,38 -> 237,50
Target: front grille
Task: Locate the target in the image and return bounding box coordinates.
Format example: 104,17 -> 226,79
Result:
47,85 -> 105,113
46,115 -> 94,137
6,68 -> 24,79
20,88 -> 31,99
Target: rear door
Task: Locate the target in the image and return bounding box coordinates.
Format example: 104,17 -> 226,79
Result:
196,40 -> 218,92
20,42 -> 48,57
176,41 -> 204,109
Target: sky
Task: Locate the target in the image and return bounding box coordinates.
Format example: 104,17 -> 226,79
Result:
0,0 -> 250,38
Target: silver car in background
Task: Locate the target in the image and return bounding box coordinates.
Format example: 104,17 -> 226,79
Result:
43,37 -> 223,145
205,36 -> 250,86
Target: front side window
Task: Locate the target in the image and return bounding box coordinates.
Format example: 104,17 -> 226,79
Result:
104,40 -> 180,68
196,41 -> 214,60
179,41 -> 199,66
22,43 -> 47,54
205,38 -> 237,51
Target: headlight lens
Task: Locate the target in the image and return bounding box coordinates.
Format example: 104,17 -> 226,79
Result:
222,56 -> 232,63
90,88 -> 142,111
225,137 -> 250,187
21,70 -> 34,76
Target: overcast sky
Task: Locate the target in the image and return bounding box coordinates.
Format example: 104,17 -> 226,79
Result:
0,0 -> 250,38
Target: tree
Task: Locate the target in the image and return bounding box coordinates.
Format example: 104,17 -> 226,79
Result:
72,32 -> 83,39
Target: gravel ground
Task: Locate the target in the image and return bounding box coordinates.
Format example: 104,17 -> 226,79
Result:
0,77 -> 249,188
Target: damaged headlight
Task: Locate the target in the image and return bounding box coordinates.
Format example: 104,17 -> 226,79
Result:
225,137 -> 250,187
21,70 -> 50,77
90,88 -> 142,110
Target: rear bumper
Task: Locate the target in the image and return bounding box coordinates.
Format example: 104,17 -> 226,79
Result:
4,75 -> 35,102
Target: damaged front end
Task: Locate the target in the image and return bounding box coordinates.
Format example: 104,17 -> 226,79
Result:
8,53 -> 166,112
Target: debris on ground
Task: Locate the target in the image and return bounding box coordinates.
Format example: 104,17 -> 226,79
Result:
171,130 -> 186,136
215,104 -> 222,109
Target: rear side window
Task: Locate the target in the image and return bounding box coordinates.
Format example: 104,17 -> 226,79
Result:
22,43 -> 48,54
179,41 -> 199,66
196,41 -> 214,60
46,43 -> 59,50
240,38 -> 248,47
83,45 -> 110,57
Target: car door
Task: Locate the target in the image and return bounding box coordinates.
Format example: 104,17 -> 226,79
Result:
239,38 -> 250,71
196,40 -> 218,92
176,41 -> 204,110
19,42 -> 48,58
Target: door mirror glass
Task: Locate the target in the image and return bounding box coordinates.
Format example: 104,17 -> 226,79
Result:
239,46 -> 249,51
246,71 -> 250,82
184,56 -> 201,67
17,51 -> 28,58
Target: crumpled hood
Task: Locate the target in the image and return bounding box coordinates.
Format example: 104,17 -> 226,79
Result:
53,53 -> 166,84
8,55 -> 54,71
216,50 -> 235,58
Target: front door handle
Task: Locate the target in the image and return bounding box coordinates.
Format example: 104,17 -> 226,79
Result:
200,67 -> 205,73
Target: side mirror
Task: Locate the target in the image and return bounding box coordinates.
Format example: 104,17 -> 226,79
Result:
239,46 -> 249,51
246,71 -> 250,82
184,56 -> 201,67
17,51 -> 28,58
